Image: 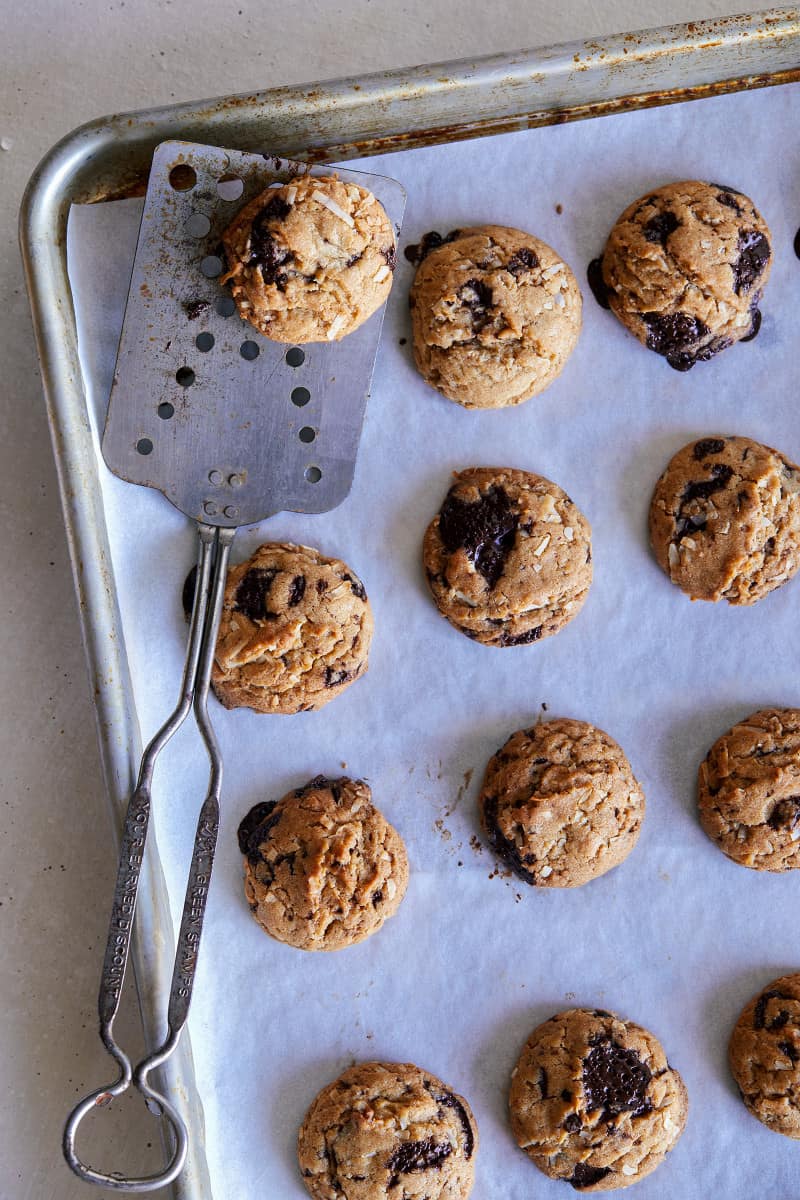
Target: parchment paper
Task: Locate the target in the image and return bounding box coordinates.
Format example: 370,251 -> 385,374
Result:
67,82 -> 800,1197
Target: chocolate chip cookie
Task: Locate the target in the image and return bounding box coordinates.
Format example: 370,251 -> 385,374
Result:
729,974 -> 800,1138
597,181 -> 771,369
423,467 -> 592,645
698,708 -> 800,871
212,542 -> 373,713
479,718 -> 644,887
237,776 -> 408,951
220,173 -> 396,343
649,435 -> 800,604
409,225 -> 582,408
509,1008 -> 688,1191
298,1061 -> 478,1198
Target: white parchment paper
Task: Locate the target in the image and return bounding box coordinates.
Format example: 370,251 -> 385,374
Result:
67,82 -> 800,1198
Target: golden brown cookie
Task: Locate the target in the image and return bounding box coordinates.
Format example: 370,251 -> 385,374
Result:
220,173 -> 396,343
509,1008 -> 688,1191
423,467 -> 592,646
212,542 -> 373,713
649,435 -> 800,604
479,718 -> 644,887
729,974 -> 800,1138
598,181 -> 771,370
298,1061 -> 478,1199
409,225 -> 581,408
698,708 -> 800,871
237,776 -> 408,951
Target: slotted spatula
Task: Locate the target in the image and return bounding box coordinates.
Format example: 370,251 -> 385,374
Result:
63,139 -> 405,1192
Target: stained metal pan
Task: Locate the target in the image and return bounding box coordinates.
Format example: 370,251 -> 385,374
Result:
19,10 -> 800,1198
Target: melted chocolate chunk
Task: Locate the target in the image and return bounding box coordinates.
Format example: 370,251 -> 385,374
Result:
481,793 -> 537,884
587,257 -> 611,309
582,1038 -> 652,1120
459,277 -> 493,329
438,484 -> 518,589
431,1089 -> 475,1159
714,189 -> 743,214
754,990 -> 795,1030
740,307 -> 762,342
693,438 -> 726,461
506,247 -> 539,276
732,230 -> 770,294
183,299 -> 210,320
324,667 -> 352,688
499,626 -> 543,647
643,210 -> 679,246
237,800 -> 280,864
382,244 -> 398,270
386,1137 -> 452,1184
767,797 -> 800,831
234,567 -> 278,621
288,575 -> 306,606
673,464 -> 734,541
403,228 -> 462,265
570,1163 -> 611,1190
641,311 -> 710,367
249,199 -> 294,283
182,564 -> 198,620
564,1113 -> 582,1133
343,573 -> 367,601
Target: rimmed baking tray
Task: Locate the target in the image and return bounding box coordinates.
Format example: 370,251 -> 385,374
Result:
20,10 -> 800,1198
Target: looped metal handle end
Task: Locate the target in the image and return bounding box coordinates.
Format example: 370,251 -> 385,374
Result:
63,1078 -> 188,1192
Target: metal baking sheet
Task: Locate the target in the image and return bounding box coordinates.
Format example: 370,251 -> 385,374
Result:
21,10 -> 800,1199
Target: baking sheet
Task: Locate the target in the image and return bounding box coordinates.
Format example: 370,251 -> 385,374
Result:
67,82 -> 800,1197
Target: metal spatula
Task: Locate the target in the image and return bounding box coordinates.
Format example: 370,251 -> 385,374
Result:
63,139 -> 405,1192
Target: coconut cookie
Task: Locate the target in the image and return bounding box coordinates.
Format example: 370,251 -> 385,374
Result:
237,776 -> 408,951
649,435 -> 800,604
298,1061 -> 478,1199
212,542 -> 373,713
409,225 -> 582,408
509,1008 -> 688,1191
423,467 -> 592,646
479,718 -> 644,887
698,708 -> 800,871
220,173 -> 396,343
598,181 -> 771,369
729,974 -> 800,1138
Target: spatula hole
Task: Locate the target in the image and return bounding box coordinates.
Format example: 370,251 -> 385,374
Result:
286,347 -> 305,367
217,175 -> 244,201
200,256 -> 224,278
240,341 -> 260,361
216,296 -> 236,318
185,212 -> 211,237
305,466 -> 322,483
169,164 -> 197,192
299,427 -> 316,443
196,332 -> 214,352
291,387 -> 310,407
158,403 -> 174,419
176,367 -> 195,387
136,438 -> 154,455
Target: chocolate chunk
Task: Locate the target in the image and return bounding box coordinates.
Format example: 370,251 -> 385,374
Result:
183,299 -> 210,319
506,247 -> 539,276
693,438 -> 726,460
403,228 -> 462,266
732,230 -> 770,294
592,1010 -> 613,1018
324,667 -> 352,688
779,1041 -> 800,1063
587,257 -> 611,309
234,567 -> 278,621
641,311 -> 710,367
345,252 -> 363,268
714,189 -> 743,214
343,573 -> 367,601
371,890 -> 383,907
682,463 -> 734,505
182,564 -> 198,620
237,800 -> 280,864
386,1137 -> 452,1184
459,278 -> 493,330
499,626 -> 542,647
382,244 -> 398,270
767,797 -> 800,831
582,1038 -> 652,1120
643,210 -> 679,246
316,578 -> 328,593
249,201 -> 294,283
794,227 -> 800,262
438,484 -> 518,590
561,1089 -> 572,1101
740,307 -> 762,342
288,575 -> 306,606
482,793 -> 537,884
754,990 -> 795,1030
538,1067 -> 549,1098
432,1089 -> 475,1159
570,1163 -> 611,1189
564,1113 -> 582,1132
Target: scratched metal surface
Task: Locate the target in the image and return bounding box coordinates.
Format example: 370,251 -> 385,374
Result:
18,10 -> 800,1198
